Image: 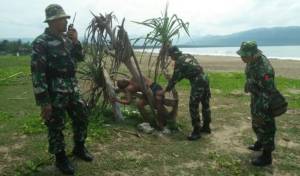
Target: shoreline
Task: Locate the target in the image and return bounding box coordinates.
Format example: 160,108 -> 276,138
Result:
194,54 -> 300,61
194,55 -> 300,79
135,46 -> 300,61
134,51 -> 300,79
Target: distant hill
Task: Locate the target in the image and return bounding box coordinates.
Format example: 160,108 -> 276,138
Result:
184,26 -> 300,47
3,26 -> 300,47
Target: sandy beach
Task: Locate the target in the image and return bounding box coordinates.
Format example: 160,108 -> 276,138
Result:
136,51 -> 300,79
195,55 -> 300,79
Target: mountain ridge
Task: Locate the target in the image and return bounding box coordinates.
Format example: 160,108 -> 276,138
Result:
183,26 -> 300,47
2,26 -> 300,47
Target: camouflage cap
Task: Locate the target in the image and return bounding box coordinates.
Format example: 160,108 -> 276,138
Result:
237,41 -> 261,57
44,4 -> 70,23
168,46 -> 182,56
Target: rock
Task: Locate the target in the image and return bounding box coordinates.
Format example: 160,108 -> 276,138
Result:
137,122 -> 154,134
229,89 -> 247,96
162,127 -> 171,134
287,89 -> 300,95
211,89 -> 222,94
287,109 -> 300,115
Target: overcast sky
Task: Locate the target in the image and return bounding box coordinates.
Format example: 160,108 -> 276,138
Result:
1,0 -> 300,39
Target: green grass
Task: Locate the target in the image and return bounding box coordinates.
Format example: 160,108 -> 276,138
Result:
0,55 -> 300,176
0,56 -> 31,86
157,71 -> 300,108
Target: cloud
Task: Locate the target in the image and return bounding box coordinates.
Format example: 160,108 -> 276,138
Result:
0,0 -> 299,38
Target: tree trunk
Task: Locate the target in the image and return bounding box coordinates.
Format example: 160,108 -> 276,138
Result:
103,68 -> 124,121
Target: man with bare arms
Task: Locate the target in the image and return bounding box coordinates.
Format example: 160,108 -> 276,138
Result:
113,77 -> 168,130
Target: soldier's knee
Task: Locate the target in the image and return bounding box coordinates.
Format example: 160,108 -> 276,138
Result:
189,98 -> 198,106
74,100 -> 89,116
45,114 -> 65,128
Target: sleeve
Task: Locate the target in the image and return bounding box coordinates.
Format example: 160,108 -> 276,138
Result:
31,40 -> 51,106
256,66 -> 275,94
256,67 -> 275,111
245,80 -> 256,94
165,61 -> 185,91
71,41 -> 85,62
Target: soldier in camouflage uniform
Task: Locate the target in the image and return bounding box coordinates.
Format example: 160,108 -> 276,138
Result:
237,41 -> 277,166
31,4 -> 93,175
163,46 -> 211,140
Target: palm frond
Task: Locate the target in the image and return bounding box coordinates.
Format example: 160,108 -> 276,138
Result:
133,3 -> 190,82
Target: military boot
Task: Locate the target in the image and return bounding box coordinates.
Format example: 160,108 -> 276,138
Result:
201,109 -> 211,134
73,141 -> 93,162
55,151 -> 74,175
200,123 -> 211,134
187,126 -> 201,141
251,149 -> 272,167
248,141 -> 262,151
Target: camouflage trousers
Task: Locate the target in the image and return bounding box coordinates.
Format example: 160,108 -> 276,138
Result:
251,95 -> 276,151
45,92 -> 89,154
189,74 -> 211,128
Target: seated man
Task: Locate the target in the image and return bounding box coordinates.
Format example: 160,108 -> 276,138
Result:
114,77 -> 168,129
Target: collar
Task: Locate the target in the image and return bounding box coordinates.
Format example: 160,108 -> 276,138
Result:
44,28 -> 65,40
247,55 -> 263,67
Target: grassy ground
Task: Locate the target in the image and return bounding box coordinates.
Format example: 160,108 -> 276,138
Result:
0,56 -> 300,176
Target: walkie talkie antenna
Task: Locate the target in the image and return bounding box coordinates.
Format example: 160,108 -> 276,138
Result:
68,12 -> 77,31
71,12 -> 77,25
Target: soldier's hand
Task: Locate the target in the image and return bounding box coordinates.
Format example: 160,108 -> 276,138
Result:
67,28 -> 78,44
41,104 -> 53,122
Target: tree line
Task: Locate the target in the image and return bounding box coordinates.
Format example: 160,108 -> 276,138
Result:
0,39 -> 31,56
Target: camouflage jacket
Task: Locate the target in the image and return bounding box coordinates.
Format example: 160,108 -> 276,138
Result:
166,54 -> 205,91
31,28 -> 85,106
245,54 -> 276,97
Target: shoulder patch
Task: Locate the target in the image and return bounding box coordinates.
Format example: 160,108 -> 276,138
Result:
264,74 -> 270,81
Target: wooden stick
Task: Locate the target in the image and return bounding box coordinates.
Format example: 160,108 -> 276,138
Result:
113,128 -> 141,138
0,72 -> 23,81
8,97 -> 27,100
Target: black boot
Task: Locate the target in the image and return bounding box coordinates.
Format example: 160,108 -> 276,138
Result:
251,149 -> 272,167
55,151 -> 74,175
73,142 -> 93,162
248,141 -> 262,151
187,126 -> 201,141
200,123 -> 211,134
